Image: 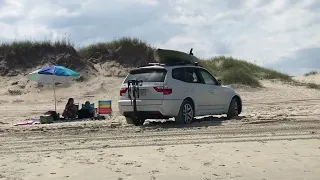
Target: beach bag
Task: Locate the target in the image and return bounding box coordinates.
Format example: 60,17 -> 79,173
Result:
40,115 -> 54,124
44,111 -> 59,121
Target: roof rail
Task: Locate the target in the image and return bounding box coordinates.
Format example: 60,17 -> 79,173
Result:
138,63 -> 160,68
148,63 -> 161,65
138,61 -> 202,68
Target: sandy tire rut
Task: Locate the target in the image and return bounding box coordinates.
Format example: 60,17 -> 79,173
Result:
0,119 -> 319,154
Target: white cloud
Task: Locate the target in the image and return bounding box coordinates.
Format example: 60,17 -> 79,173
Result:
162,0 -> 320,64
0,0 -> 319,75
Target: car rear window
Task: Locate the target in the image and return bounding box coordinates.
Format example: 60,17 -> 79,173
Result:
124,68 -> 167,83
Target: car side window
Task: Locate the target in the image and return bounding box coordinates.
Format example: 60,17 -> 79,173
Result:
185,67 -> 201,83
172,67 -> 201,83
172,68 -> 185,81
199,69 -> 218,85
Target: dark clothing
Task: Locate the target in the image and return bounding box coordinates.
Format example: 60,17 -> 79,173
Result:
63,104 -> 77,119
78,109 -> 94,119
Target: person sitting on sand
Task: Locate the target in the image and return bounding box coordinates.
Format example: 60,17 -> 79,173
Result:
62,98 -> 77,119
78,101 -> 95,119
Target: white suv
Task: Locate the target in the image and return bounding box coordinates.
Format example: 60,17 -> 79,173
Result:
118,62 -> 242,126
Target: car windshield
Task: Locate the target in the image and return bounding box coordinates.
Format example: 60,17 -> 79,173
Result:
124,68 -> 167,83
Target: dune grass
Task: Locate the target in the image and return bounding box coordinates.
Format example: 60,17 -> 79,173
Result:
306,83 -> 320,89
291,81 -> 320,90
200,56 -> 292,87
304,70 -> 319,76
1,37 -> 318,89
78,37 -> 151,58
0,36 -> 73,53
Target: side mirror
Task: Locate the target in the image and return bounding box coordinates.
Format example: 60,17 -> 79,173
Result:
217,79 -> 222,86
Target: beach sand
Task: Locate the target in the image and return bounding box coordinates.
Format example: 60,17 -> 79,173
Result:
1,139 -> 320,180
0,73 -> 320,179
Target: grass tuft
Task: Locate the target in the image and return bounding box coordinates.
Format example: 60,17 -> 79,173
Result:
220,68 -> 261,87
304,70 -> 318,76
200,56 -> 292,87
78,37 -> 151,59
305,83 -> 320,89
0,35 -> 73,53
1,36 -> 318,89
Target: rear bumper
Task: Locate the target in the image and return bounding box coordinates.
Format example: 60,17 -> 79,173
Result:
118,99 -> 182,118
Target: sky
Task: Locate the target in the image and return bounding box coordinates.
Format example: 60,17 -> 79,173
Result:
0,0 -> 319,75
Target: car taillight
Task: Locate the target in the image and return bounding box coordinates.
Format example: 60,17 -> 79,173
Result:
153,86 -> 172,95
120,88 -> 128,96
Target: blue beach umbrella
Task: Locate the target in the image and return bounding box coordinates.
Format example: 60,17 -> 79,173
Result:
27,65 -> 80,112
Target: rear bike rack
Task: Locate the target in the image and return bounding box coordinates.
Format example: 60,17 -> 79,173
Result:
127,80 -> 143,119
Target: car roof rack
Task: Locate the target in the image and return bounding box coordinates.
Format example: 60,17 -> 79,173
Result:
138,47 -> 202,68
139,61 -> 200,68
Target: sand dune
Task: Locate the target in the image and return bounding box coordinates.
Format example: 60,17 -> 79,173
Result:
294,74 -> 320,84
1,73 -> 320,179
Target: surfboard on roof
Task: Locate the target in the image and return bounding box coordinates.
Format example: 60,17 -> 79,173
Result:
153,48 -> 199,64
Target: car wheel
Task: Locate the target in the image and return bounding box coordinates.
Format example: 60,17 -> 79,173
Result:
175,100 -> 194,124
125,117 -> 145,126
125,117 -> 134,124
227,97 -> 239,119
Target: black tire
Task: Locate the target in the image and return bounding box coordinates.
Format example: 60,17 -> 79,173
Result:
125,117 -> 134,124
227,97 -> 239,120
125,116 -> 145,126
175,99 -> 194,124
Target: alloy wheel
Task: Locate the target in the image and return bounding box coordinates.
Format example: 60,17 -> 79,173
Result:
182,103 -> 193,123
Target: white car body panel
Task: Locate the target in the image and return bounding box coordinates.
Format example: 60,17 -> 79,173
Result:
118,64 -> 242,119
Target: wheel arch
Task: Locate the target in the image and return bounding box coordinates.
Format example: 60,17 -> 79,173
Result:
184,97 -> 195,112
232,95 -> 242,114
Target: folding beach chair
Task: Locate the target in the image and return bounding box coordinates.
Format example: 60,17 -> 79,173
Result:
98,100 -> 112,115
81,103 -> 95,109
78,103 -> 96,119
81,103 -> 97,115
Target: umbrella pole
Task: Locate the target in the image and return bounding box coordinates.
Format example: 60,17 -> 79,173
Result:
53,83 -> 57,112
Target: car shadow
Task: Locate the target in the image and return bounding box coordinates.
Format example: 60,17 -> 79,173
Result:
143,116 -> 244,129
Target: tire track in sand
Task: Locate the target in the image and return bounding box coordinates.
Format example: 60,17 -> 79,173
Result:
0,120 -> 319,154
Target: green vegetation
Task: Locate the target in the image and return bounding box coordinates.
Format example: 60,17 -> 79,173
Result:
0,37 -> 318,89
200,56 -> 292,87
291,81 -> 320,90
78,37 -> 151,59
304,70 -> 318,76
305,83 -> 320,90
0,36 -> 73,53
